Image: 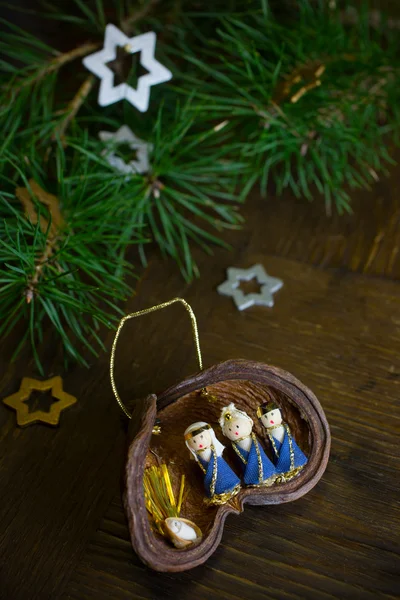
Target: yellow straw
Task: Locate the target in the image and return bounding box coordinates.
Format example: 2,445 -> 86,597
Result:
162,464 -> 176,509
177,475 -> 185,514
143,464 -> 186,536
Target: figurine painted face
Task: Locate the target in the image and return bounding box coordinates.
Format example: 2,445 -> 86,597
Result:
219,403 -> 254,439
260,407 -> 283,429
186,428 -> 212,453
223,416 -> 252,441
184,422 -> 226,459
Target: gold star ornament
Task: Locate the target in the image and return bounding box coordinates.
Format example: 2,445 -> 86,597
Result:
3,376 -> 77,427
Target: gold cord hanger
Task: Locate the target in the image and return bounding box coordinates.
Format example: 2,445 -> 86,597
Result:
110,298 -> 203,419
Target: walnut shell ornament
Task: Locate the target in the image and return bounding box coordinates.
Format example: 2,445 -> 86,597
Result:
124,359 -> 330,572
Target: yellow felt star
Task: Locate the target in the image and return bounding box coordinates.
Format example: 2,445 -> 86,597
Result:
3,376 -> 77,427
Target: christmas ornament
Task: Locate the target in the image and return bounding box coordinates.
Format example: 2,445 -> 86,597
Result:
111,298 -> 330,572
184,422 -> 241,505
219,403 -> 277,487
16,179 -> 63,237
82,24 -> 172,111
258,398 -> 308,481
3,376 -> 77,427
99,125 -> 153,175
217,264 -> 283,310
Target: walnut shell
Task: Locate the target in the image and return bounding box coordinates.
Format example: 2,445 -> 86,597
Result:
124,359 -> 330,572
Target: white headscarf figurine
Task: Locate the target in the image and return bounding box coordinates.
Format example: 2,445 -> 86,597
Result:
184,421 -> 241,505
257,398 -> 308,482
219,403 -> 277,487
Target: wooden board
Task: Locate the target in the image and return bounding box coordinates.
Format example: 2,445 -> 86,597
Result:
1,167 -> 400,598
59,252 -> 400,599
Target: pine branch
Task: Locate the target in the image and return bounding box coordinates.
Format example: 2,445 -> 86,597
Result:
0,146 -> 145,371
70,101 -> 245,280
15,180 -> 63,302
120,0 -> 160,34
173,4 -> 400,213
52,75 -> 95,143
7,42 -> 99,93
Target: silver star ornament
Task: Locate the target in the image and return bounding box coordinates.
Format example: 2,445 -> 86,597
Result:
99,125 -> 152,175
217,264 -> 283,310
82,24 -> 172,111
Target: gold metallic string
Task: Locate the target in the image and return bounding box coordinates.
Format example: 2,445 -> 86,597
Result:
110,298 -> 203,419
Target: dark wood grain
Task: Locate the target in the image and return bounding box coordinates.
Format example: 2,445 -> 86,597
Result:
60,250 -> 399,599
1,165 -> 400,597
244,151 -> 400,279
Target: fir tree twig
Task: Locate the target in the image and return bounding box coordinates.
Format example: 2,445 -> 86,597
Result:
52,75 -> 95,142
10,42 -> 100,93
15,180 -> 64,303
120,0 -> 160,33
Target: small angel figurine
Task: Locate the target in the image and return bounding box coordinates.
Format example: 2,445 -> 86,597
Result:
184,421 -> 241,505
219,403 -> 277,487
257,400 -> 308,480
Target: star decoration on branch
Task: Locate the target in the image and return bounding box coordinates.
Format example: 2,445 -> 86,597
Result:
16,179 -> 63,237
99,125 -> 153,175
217,264 -> 283,310
15,180 -> 63,304
3,376 -> 77,427
82,24 -> 172,111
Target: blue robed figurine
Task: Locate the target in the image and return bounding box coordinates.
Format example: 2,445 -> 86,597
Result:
184,421 -> 241,505
219,403 -> 277,487
257,399 -> 308,481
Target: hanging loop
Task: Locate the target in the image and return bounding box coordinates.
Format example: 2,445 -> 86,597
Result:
110,298 -> 203,419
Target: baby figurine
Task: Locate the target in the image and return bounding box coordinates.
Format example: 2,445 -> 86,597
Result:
219,403 -> 277,487
257,399 -> 308,480
184,421 -> 241,505
164,517 -> 202,549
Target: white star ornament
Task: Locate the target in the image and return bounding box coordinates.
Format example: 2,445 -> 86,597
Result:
99,125 -> 153,175
82,24 -> 172,112
217,264 -> 283,311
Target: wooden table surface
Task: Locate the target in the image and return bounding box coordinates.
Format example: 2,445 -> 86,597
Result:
1,161 -> 400,599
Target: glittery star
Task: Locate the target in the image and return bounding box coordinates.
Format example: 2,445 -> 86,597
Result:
217,264 -> 283,310
82,24 -> 172,111
3,376 -> 77,427
99,125 -> 153,175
